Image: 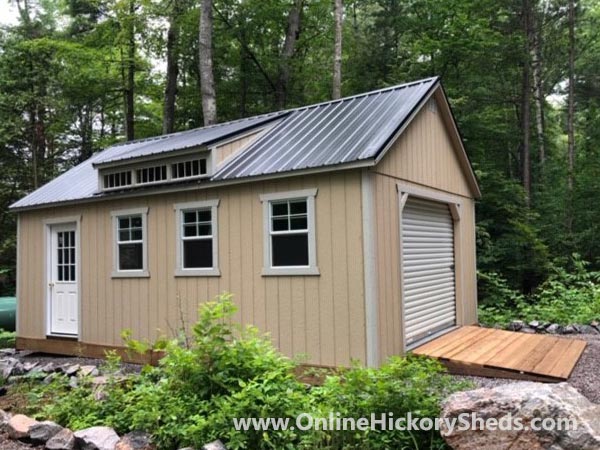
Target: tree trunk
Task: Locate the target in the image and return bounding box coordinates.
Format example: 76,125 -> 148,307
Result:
276,0 -> 303,109
163,0 -> 180,134
532,8 -> 545,169
520,0 -> 532,206
332,0 -> 343,99
240,28 -> 249,117
567,0 -> 575,194
199,0 -> 217,125
566,0 -> 576,232
124,0 -> 135,141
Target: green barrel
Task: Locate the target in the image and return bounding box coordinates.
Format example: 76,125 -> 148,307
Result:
0,297 -> 16,332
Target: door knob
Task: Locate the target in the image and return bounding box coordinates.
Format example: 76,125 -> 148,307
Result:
49,282 -> 54,287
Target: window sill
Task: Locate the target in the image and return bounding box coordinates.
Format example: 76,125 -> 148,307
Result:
261,266 -> 320,276
111,271 -> 150,279
174,268 -> 221,277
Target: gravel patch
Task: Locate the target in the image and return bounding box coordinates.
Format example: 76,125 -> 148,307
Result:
453,333 -> 600,403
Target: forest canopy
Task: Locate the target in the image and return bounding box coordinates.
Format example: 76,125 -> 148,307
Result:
0,0 -> 599,298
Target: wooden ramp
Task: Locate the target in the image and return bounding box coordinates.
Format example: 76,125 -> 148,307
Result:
412,326 -> 587,382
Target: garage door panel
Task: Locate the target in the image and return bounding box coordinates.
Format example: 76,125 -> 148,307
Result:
402,197 -> 456,347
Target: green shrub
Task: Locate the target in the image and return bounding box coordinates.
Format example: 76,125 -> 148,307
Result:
478,255 -> 600,326
27,293 -> 466,450
0,330 -> 15,348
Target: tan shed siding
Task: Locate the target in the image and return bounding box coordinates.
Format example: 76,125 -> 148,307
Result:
373,102 -> 478,362
17,170 -> 366,367
214,129 -> 265,167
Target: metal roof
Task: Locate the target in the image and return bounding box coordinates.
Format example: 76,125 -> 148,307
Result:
214,77 -> 438,180
93,112 -> 284,166
11,77 -> 442,210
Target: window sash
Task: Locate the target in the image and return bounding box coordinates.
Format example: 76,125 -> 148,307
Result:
268,199 -> 309,267
111,208 -> 148,277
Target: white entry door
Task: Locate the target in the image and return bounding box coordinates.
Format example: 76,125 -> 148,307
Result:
48,224 -> 79,336
402,197 -> 456,348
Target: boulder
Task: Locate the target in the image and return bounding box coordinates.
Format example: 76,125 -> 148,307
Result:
507,320 -> 524,331
520,327 -> 536,334
7,414 -> 38,439
528,320 -> 541,329
546,323 -> 562,334
202,440 -> 227,450
74,426 -> 120,450
0,409 -> 11,432
79,365 -> 100,377
0,357 -> 19,378
116,431 -> 156,450
29,420 -> 63,444
46,428 -> 77,450
22,362 -> 38,372
441,382 -> 600,450
563,325 -> 576,334
63,364 -> 81,376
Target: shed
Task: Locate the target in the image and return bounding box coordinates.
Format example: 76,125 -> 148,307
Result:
11,77 -> 480,367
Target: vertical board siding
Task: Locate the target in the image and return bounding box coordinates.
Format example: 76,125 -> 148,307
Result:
17,170 -> 366,367
214,130 -> 264,167
373,101 -> 478,362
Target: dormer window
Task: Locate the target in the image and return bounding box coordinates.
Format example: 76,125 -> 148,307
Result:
104,170 -> 133,189
172,159 -> 207,180
100,156 -> 210,192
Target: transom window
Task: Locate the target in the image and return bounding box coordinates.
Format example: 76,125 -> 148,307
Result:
175,200 -> 220,276
260,189 -> 319,276
104,171 -> 132,189
136,165 -> 167,184
111,208 -> 149,277
172,159 -> 207,179
56,230 -> 76,282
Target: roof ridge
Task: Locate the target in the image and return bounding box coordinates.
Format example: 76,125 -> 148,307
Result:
282,76 -> 439,114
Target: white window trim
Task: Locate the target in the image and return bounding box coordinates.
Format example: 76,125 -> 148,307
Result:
111,207 -> 149,278
260,188 -> 319,276
174,199 -> 220,277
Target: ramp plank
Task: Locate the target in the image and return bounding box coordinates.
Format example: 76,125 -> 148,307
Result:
411,326 -> 586,382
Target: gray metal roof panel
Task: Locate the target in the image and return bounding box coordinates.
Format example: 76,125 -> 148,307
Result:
94,112 -> 285,166
214,77 -> 438,180
11,77 -> 439,210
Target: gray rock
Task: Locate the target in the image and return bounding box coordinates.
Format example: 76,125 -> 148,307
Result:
74,426 -> 120,450
528,320 -> 540,329
41,362 -> 56,373
43,373 -> 59,384
69,376 -> 79,389
507,320 -> 524,331
79,365 -> 100,377
46,428 -> 76,450
0,357 -> 18,378
64,364 -> 80,376
29,420 -> 63,444
178,448 -> 195,450
520,327 -> 537,334
22,362 -> 38,372
0,409 -> 11,432
115,431 -> 156,450
579,325 -> 599,335
546,323 -> 562,334
202,440 -> 227,450
441,382 -> 600,450
0,348 -> 16,356
7,414 -> 38,440
563,325 -> 576,334
591,320 -> 599,328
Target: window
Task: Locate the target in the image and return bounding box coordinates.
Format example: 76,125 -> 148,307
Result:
57,230 -> 76,282
111,207 -> 149,277
260,189 -> 319,276
136,165 -> 168,185
172,159 -> 207,179
104,170 -> 133,189
174,200 -> 220,276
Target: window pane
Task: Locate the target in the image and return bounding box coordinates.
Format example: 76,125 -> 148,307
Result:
183,211 -> 196,224
58,249 -> 63,264
197,210 -> 211,222
119,230 -> 130,241
272,217 -> 288,231
70,249 -> 76,265
131,216 -> 142,228
197,224 -> 212,236
119,243 -> 143,270
290,200 -> 307,215
200,159 -> 207,174
58,266 -> 63,281
131,229 -> 143,241
272,234 -> 309,267
58,233 -> 63,247
183,239 -> 213,268
70,266 -> 76,281
272,202 -> 288,216
183,224 -> 197,237
119,217 -> 130,229
290,217 -> 307,230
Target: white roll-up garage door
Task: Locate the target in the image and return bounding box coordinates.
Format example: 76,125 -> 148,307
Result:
402,196 -> 456,347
